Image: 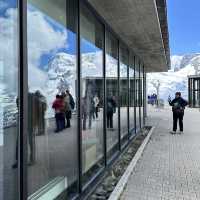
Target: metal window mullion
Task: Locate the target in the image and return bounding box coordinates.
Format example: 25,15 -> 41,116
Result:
117,40 -> 121,151
199,79 -> 200,107
138,61 -> 141,129
144,66 -> 146,121
18,0 -> 28,199
134,56 -> 136,134
103,26 -> 107,167
143,65 -> 146,124
188,78 -> 191,106
193,79 -> 195,107
127,50 -> 130,140
77,0 -> 82,193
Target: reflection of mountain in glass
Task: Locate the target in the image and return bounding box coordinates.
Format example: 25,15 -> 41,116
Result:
1,4 -> 128,127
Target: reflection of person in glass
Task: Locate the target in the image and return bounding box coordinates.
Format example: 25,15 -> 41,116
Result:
106,96 -> 117,129
34,91 -> 47,135
52,95 -> 65,133
81,95 -> 95,130
12,98 -> 19,168
63,90 -> 75,128
29,91 -> 47,164
82,96 -> 87,130
93,94 -> 100,119
88,96 -> 95,129
13,91 -> 47,168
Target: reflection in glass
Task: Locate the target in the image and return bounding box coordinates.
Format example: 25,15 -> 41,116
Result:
140,63 -> 144,127
129,54 -> 135,135
27,0 -> 78,198
0,0 -> 19,199
119,45 -> 128,142
135,57 -> 140,131
80,3 -> 104,184
106,31 -> 119,158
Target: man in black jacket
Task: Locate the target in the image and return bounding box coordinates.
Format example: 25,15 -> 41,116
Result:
168,92 -> 188,134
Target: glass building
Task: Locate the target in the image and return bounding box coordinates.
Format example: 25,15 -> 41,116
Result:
0,0 -> 170,199
188,75 -> 200,108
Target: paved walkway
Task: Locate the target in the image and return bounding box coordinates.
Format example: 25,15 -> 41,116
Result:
121,106 -> 200,200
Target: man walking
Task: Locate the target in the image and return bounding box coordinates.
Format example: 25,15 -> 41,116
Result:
63,90 -> 75,128
168,92 -> 188,134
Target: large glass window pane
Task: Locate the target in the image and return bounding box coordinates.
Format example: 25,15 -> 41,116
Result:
80,3 -> 104,184
129,54 -> 135,135
119,45 -> 128,143
143,68 -> 147,123
0,1 -> 19,199
27,0 -> 78,198
106,31 -> 119,158
140,63 -> 144,127
135,57 -> 140,132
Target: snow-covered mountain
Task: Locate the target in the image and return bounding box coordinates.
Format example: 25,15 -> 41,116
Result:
147,53 -> 200,101
2,52 -> 200,127
1,51 -> 120,127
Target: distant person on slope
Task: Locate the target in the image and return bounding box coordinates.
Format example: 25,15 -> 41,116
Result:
168,92 -> 188,134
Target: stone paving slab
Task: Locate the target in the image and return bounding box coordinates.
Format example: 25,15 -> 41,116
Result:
120,107 -> 200,200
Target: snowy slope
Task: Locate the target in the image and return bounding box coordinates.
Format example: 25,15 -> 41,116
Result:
147,53 -> 200,100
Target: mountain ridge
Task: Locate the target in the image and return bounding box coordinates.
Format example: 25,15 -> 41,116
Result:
147,53 -> 200,101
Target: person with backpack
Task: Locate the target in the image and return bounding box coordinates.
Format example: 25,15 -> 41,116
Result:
52,94 -> 65,132
106,96 -> 117,129
93,94 -> 100,119
168,92 -> 188,134
64,90 -> 75,128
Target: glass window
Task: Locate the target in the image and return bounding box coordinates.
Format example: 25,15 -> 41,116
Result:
139,62 -> 144,127
0,1 -> 19,199
27,0 -> 78,198
143,68 -> 146,122
80,3 -> 104,184
106,31 -> 119,158
135,57 -> 140,132
129,54 -> 135,135
119,45 -> 128,143
191,79 -> 193,106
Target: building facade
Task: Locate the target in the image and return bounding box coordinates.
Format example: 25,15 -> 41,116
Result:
188,75 -> 200,108
0,0 -> 170,199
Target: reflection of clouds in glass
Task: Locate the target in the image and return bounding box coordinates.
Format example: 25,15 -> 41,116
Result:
120,62 -> 128,77
106,54 -> 118,77
0,8 -> 18,93
27,6 -> 69,118
0,1 -> 8,12
82,51 -> 103,77
0,6 -> 18,128
27,7 -> 67,91
129,67 -> 134,77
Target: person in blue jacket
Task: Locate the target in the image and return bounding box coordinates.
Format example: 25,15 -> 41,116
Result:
168,92 -> 188,134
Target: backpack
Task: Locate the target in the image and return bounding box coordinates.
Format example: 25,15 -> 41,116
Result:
69,95 -> 75,110
107,101 -> 113,113
173,102 -> 184,114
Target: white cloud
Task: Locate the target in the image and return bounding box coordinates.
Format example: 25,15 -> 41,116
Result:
27,8 -> 67,90
0,6 -> 68,94
0,8 -> 18,93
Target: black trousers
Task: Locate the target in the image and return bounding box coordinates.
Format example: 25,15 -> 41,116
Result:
107,112 -> 113,128
95,107 -> 98,118
173,112 -> 184,132
55,113 -> 65,131
65,110 -> 72,127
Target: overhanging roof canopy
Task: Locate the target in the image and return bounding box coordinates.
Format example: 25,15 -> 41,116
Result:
29,0 -> 170,72
88,0 -> 170,72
